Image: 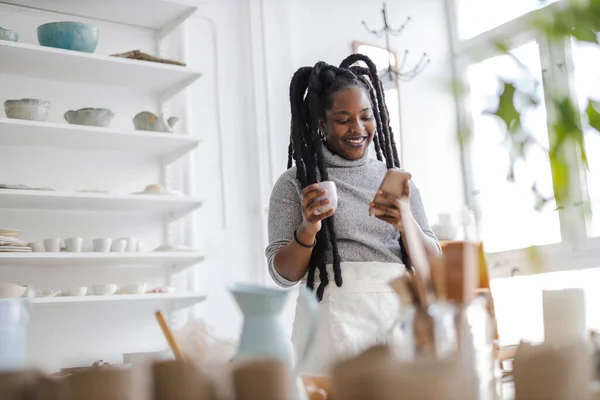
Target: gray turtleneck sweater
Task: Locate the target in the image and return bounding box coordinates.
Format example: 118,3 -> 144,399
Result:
265,146 -> 440,288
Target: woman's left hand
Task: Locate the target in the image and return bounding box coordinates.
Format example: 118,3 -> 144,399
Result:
369,180 -> 411,232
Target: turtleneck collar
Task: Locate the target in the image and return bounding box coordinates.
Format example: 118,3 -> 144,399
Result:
321,143 -> 370,168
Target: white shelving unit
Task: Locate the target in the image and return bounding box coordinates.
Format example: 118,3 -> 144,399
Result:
1,0 -> 198,32
0,252 -> 204,272
0,118 -> 200,161
0,189 -> 202,217
0,0 -> 206,370
32,292 -> 207,310
0,41 -> 202,100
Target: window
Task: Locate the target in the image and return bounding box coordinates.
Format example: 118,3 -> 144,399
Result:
571,40 -> 600,237
456,0 -> 558,40
467,42 -> 561,252
451,0 -> 600,345
492,267 -> 600,346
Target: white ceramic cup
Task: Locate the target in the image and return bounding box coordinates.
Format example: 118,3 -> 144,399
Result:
27,242 -> 45,252
120,283 -> 147,295
93,238 -> 112,252
314,181 -> 338,215
64,286 -> 87,296
124,237 -> 138,253
65,237 -> 83,253
92,284 -> 118,296
111,238 -> 127,252
43,238 -> 61,253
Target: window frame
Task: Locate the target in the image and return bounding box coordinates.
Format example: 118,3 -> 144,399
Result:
448,0 -> 597,277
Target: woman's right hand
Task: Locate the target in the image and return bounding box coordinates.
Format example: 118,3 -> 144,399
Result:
300,184 -> 335,235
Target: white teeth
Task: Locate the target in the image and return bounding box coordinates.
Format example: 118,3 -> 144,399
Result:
346,137 -> 365,144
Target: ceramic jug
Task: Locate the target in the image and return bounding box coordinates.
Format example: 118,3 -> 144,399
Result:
229,283 -> 317,366
229,283 -> 318,399
0,298 -> 31,371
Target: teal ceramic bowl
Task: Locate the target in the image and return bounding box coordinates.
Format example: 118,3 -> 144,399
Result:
0,26 -> 18,42
37,22 -> 98,53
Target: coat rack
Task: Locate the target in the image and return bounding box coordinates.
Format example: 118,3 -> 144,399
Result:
361,2 -> 430,82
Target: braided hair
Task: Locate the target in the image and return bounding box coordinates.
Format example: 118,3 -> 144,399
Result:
288,54 -> 410,300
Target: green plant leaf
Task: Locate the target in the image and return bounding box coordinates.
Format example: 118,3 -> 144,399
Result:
549,150 -> 570,206
489,82 -> 521,133
586,100 -> 600,132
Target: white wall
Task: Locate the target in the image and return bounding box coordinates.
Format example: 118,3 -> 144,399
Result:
185,0 -> 266,340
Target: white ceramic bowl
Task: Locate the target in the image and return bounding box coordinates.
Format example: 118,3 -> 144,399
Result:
4,99 -> 51,121
0,284 -> 27,298
119,283 -> 147,295
92,284 -> 118,296
64,108 -> 114,127
63,286 -> 87,296
432,224 -> 458,241
37,289 -> 61,298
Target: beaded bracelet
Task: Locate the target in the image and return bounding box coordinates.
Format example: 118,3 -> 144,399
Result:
294,229 -> 317,248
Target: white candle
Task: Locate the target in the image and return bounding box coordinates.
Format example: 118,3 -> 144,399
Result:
542,288 -> 587,345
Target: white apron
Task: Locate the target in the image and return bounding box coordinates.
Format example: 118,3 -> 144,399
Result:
291,261 -> 406,375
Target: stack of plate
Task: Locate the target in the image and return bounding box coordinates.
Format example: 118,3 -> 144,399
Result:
0,183 -> 55,191
0,229 -> 31,252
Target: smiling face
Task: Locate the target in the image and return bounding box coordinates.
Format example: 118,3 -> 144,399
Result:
320,85 -> 376,160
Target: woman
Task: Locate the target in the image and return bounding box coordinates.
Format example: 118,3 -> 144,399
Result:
265,54 -> 440,375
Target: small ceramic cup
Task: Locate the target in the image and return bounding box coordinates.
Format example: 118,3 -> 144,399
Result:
120,283 -> 147,295
43,238 -> 61,253
124,237 -> 138,253
314,181 -> 338,215
92,284 -> 118,296
65,237 -> 83,252
93,238 -> 112,252
111,238 -> 127,252
64,286 -> 87,296
27,242 -> 45,252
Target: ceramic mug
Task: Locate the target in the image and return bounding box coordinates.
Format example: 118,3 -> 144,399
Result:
93,238 -> 112,252
43,238 -> 61,253
124,237 -> 138,253
27,242 -> 45,252
65,237 -> 82,252
314,181 -> 338,215
111,238 -> 127,252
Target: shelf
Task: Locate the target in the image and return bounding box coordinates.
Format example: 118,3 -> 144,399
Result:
0,118 -> 200,161
0,41 -> 202,99
0,189 -> 202,218
31,292 -> 207,310
0,252 -> 205,272
1,0 -> 198,32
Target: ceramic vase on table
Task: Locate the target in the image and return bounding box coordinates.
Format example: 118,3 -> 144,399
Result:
229,283 -> 318,400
